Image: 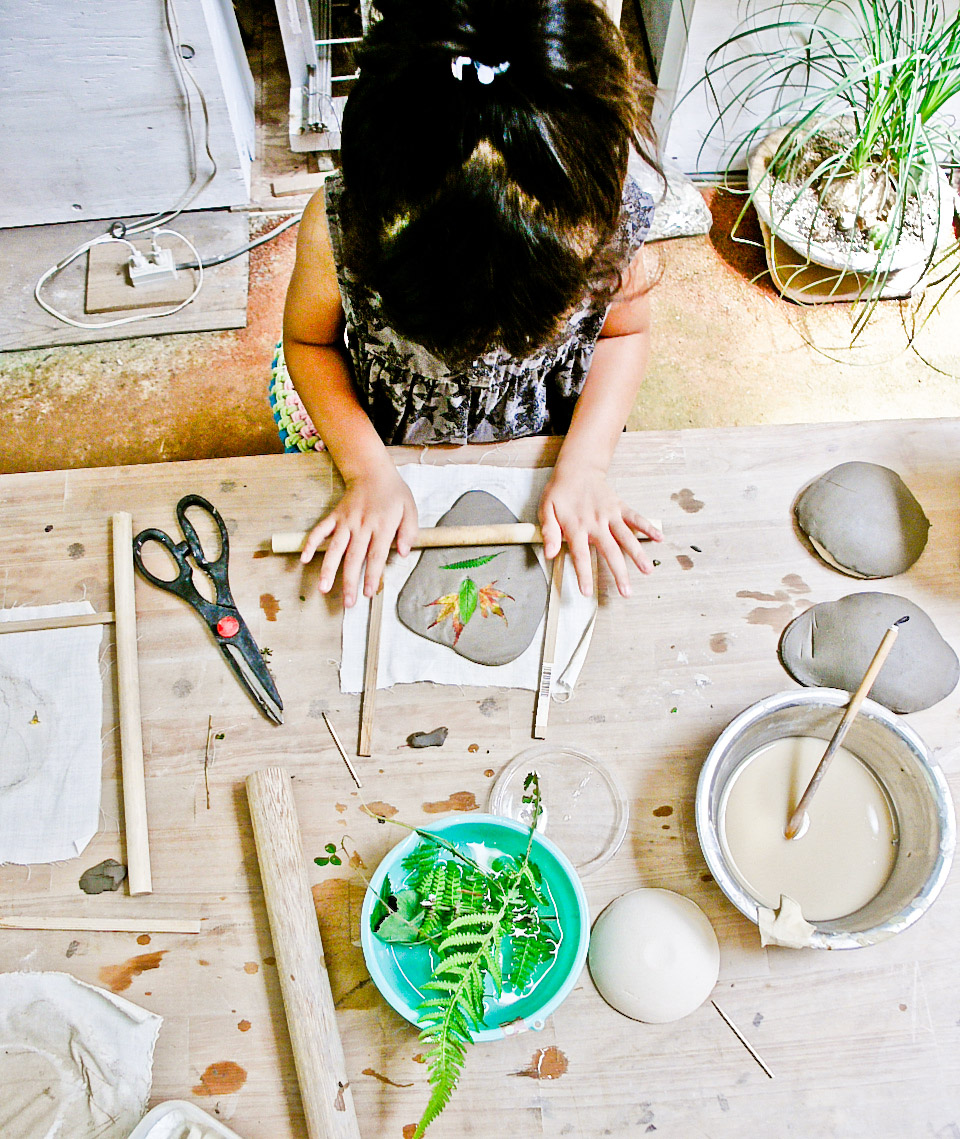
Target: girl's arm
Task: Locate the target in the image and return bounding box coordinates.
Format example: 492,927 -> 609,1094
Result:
538,249 -> 662,597
283,189 -> 418,607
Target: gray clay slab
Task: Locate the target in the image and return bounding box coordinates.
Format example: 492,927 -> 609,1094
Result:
795,461 -> 930,578
397,491 -> 547,666
779,591 -> 959,713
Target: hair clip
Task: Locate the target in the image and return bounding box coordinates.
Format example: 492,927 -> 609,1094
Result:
451,55 -> 510,85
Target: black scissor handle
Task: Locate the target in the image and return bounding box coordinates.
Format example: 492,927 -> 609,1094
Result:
131,526 -> 195,594
174,494 -> 229,582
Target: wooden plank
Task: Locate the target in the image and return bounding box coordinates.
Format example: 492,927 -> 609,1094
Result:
0,0 -> 252,228
0,210 -> 248,350
0,425 -> 956,1138
85,239 -> 197,313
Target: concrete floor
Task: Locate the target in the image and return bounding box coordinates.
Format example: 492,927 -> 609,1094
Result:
2,8 -> 960,477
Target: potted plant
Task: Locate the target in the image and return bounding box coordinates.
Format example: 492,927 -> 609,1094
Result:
690,0 -> 960,333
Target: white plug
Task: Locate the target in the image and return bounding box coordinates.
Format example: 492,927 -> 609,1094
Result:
127,243 -> 178,287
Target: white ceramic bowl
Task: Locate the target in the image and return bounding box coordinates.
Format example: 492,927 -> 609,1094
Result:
696,689 -> 955,949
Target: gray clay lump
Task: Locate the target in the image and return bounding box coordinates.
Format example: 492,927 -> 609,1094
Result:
795,461 -> 930,578
779,592 -> 959,713
396,491 -> 547,666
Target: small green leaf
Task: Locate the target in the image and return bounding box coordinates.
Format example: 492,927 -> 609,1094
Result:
375,889 -> 425,943
325,843 -> 336,853
458,578 -> 479,625
439,552 -> 502,571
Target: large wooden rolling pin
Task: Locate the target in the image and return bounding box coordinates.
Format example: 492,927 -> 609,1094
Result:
271,520 -> 661,555
246,767 -> 361,1139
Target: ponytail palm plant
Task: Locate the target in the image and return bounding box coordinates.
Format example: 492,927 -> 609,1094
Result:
693,0 -> 960,333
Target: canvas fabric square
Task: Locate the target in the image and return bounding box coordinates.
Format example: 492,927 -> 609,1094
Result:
340,465 -> 598,695
0,971 -> 161,1138
0,602 -> 104,864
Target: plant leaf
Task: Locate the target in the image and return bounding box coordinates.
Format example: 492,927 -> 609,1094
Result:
439,552 -> 502,570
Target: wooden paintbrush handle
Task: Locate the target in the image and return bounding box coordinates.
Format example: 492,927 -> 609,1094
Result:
784,622 -> 901,839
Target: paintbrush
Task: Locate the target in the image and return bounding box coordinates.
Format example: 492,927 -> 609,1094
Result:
784,614 -> 909,840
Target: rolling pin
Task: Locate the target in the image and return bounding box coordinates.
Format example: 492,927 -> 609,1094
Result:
271,520 -> 661,555
245,767 -> 361,1139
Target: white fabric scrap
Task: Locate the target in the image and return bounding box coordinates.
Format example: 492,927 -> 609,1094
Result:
340,465 -> 598,694
0,971 -> 161,1139
0,603 -> 104,864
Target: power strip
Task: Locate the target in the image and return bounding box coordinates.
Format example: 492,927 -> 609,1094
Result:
128,245 -> 178,287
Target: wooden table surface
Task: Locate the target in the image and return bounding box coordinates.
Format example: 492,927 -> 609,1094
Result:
1,422 -> 958,1138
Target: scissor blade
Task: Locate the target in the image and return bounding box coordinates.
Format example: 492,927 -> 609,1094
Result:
221,639 -> 284,725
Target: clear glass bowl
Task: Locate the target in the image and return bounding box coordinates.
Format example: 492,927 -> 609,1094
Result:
488,744 -> 628,876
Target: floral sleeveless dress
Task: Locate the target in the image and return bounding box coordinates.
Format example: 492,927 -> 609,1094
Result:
269,171 -> 654,453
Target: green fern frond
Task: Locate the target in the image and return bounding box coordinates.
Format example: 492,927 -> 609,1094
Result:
439,552 -> 503,570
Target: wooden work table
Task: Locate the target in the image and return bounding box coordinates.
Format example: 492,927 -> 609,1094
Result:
0,422 -> 958,1138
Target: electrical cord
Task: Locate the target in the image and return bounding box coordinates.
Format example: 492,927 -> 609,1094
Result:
175,212 -> 302,270
34,230 -> 205,331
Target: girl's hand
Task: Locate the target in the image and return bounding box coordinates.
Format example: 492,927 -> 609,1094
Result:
539,465 -> 661,598
301,463 -> 419,607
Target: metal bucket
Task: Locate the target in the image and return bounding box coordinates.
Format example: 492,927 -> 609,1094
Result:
696,689 -> 956,949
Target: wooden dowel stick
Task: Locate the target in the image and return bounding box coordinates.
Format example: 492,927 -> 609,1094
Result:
784,616 -> 907,840
0,915 -> 200,934
357,581 -> 384,758
533,550 -> 565,740
246,767 -> 361,1139
0,611 -> 115,636
271,519 -> 662,556
112,512 -> 152,896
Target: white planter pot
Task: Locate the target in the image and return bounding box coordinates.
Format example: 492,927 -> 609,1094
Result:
746,126 -> 957,303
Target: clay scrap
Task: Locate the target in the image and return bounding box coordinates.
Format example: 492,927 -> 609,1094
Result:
79,859 -> 127,895
795,461 -> 929,578
779,592 -> 959,712
397,491 -> 547,666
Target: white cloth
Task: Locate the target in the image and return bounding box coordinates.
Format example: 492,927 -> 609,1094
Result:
0,971 -> 161,1139
340,465 -> 598,694
0,603 -> 104,864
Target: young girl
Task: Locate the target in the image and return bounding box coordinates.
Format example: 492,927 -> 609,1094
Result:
274,0 -> 663,608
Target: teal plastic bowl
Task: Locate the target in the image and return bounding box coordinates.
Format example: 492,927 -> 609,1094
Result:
360,813 -> 589,1041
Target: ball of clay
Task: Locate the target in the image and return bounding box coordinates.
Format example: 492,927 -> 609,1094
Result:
779,592 -> 959,713
588,889 -> 720,1023
795,462 -> 930,578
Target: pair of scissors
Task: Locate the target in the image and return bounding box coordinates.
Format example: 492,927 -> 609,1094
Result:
132,494 -> 283,725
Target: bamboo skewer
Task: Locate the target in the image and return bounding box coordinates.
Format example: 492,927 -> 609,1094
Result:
0,915 -> 200,934
0,611 -> 115,635
246,767 -> 362,1139
112,512 -> 152,896
357,580 -> 384,758
323,712 -> 362,789
784,616 -> 908,840
533,550 -> 566,739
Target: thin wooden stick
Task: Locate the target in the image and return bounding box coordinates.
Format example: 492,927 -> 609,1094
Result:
112,512 -> 152,896
357,580 -> 384,758
0,611 -> 115,635
533,550 -> 565,740
323,712 -> 362,789
0,915 -> 200,934
246,767 -> 362,1139
784,616 -> 908,840
271,519 -> 662,556
712,1001 -> 775,1079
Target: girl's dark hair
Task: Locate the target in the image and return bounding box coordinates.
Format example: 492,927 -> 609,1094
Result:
340,0 -> 659,365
